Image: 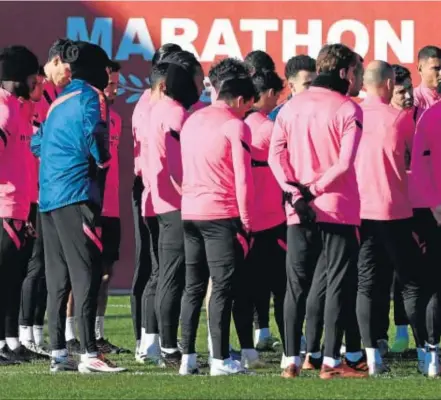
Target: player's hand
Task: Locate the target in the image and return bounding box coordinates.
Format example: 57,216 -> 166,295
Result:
286,181 -> 316,203
293,198 -> 316,224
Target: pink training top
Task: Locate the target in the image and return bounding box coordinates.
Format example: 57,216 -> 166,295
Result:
269,86 -> 363,226
102,107 -> 121,218
32,80 -> 59,129
244,110 -> 285,232
181,101 -> 254,230
19,99 -> 38,205
356,95 -> 414,220
409,100 -> 441,209
0,88 -> 30,221
132,88 -> 151,177
147,95 -> 188,215
413,83 -> 441,110
136,94 -> 157,218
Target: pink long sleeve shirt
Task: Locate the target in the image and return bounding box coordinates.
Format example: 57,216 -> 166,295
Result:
181,101 -> 254,230
356,95 -> 414,220
146,95 -> 188,215
136,95 -> 156,218
0,88 -> 30,221
409,100 -> 441,209
244,110 -> 285,232
132,89 -> 151,177
20,99 -> 38,205
414,83 -> 441,110
269,86 -> 363,226
102,107 -> 121,218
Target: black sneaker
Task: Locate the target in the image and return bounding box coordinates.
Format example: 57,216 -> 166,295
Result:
161,350 -> 182,368
0,352 -> 19,366
0,345 -> 33,362
67,339 -> 81,355
96,338 -> 131,355
22,341 -> 50,360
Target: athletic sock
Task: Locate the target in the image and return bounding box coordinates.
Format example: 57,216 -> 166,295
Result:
346,351 -> 363,363
284,355 -> 301,366
365,347 -> 382,365
33,326 -> 44,346
0,340 -> 6,349
95,316 -> 104,340
254,328 -> 270,343
309,351 -> 322,359
417,347 -> 426,364
65,317 -> 76,342
395,325 -> 409,340
52,349 -> 68,359
161,347 -> 179,354
6,337 -> 20,350
19,326 -> 34,344
323,356 -> 341,367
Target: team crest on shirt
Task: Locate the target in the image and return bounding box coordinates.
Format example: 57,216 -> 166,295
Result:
95,227 -> 102,238
13,220 -> 23,231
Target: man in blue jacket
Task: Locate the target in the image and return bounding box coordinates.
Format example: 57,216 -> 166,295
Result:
31,41 -> 125,374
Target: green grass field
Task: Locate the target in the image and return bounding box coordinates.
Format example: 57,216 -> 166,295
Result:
3,296 -> 440,400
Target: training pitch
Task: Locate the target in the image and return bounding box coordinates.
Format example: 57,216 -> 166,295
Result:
3,296 -> 439,400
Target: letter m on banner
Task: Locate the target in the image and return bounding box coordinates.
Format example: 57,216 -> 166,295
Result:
66,17 -> 113,58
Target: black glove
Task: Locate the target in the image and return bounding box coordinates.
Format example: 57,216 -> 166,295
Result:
286,181 -> 316,203
293,198 -> 316,224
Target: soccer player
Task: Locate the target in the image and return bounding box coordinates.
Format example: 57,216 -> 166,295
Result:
302,52 -> 366,372
135,62 -> 168,365
355,60 -> 426,376
244,50 -> 276,74
179,59 -> 256,376
93,60 -> 129,354
268,55 -> 316,122
20,39 -> 73,355
269,43 -> 365,379
409,84 -> 441,377
245,70 -> 286,353
31,41 -> 124,373
0,45 -> 39,364
131,43 -> 181,355
146,51 -> 204,366
414,46 -> 441,109
17,67 -> 50,359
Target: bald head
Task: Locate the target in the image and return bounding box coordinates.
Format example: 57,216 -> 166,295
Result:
364,60 -> 394,88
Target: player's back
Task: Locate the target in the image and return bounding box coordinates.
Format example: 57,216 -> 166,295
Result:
181,102 -> 250,221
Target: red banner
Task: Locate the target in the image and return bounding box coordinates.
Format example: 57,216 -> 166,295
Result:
0,1 -> 438,289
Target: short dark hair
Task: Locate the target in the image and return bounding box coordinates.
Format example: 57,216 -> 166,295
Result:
217,76 -> 257,103
208,58 -> 251,91
316,43 -> 358,74
161,50 -> 201,77
152,43 -> 182,66
252,70 -> 284,96
418,46 -> 441,62
150,63 -> 169,88
392,64 -> 411,85
107,60 -> 121,73
285,55 -> 316,80
48,38 -> 74,62
244,50 -> 275,72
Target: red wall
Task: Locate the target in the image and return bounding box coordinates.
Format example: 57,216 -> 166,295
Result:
0,1 -> 438,289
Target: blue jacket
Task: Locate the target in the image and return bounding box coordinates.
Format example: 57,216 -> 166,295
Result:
267,94 -> 293,122
31,79 -> 110,213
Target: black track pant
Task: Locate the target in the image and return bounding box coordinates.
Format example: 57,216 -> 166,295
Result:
412,209 -> 441,346
249,223 -> 286,347
180,218 -> 252,359
41,203 -> 102,353
156,210 -> 185,349
130,176 -> 152,341
142,216 -> 160,334
305,251 -> 361,355
0,218 -> 26,340
356,218 -> 426,349
285,222 -> 358,358
20,203 -> 47,327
